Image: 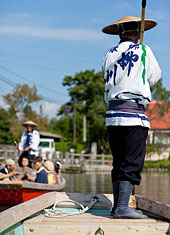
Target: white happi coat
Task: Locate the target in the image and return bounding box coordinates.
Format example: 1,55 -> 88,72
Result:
102,38 -> 161,128
19,129 -> 40,156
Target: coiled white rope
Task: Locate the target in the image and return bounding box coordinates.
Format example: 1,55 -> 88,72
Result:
44,195 -> 99,218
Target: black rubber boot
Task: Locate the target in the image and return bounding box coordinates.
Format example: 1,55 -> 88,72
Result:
114,181 -> 147,219
110,181 -> 119,216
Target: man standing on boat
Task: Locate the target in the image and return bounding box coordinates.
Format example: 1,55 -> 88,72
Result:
18,120 -> 40,167
102,16 -> 161,219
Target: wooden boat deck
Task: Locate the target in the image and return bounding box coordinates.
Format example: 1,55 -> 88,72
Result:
0,192 -> 169,235
23,212 -> 168,235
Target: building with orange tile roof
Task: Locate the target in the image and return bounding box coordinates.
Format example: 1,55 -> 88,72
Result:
145,101 -> 170,146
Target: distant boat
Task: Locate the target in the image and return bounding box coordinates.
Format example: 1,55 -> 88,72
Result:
0,177 -> 66,206
0,192 -> 169,235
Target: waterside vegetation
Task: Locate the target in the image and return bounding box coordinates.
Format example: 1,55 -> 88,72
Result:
144,159 -> 170,169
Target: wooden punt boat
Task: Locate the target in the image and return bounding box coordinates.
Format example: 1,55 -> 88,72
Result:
0,192 -> 169,235
0,178 -> 66,207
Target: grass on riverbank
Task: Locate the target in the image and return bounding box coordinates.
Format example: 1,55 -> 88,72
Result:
144,159 -> 170,169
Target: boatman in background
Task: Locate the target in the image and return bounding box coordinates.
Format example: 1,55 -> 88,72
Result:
102,16 -> 161,219
18,120 -> 40,167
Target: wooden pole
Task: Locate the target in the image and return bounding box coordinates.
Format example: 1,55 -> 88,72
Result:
133,0 -> 147,196
83,115 -> 87,142
73,97 -> 76,146
140,0 -> 146,45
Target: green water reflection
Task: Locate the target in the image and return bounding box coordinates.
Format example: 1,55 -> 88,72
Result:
62,172 -> 170,204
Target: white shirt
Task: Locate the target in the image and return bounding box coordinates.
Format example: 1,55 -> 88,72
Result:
102,38 -> 161,128
36,166 -> 44,174
19,129 -> 40,155
0,167 -> 14,181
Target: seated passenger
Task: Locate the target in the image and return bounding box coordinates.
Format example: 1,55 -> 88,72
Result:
16,156 -> 35,181
27,156 -> 48,184
0,159 -> 19,181
44,160 -> 59,184
54,161 -> 62,184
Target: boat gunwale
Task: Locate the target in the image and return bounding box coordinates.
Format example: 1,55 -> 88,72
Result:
0,192 -> 113,233
0,191 -> 57,233
135,194 -> 170,221
0,178 -> 66,190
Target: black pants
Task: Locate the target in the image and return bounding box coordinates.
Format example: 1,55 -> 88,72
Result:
107,126 -> 148,185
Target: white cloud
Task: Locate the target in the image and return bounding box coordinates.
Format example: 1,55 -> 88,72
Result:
41,102 -> 61,118
0,12 -> 56,27
0,12 -> 105,41
0,98 -> 8,109
0,25 -> 105,41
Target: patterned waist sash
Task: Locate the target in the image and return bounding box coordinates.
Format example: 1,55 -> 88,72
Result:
108,100 -> 145,114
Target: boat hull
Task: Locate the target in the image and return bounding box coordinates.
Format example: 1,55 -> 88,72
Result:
0,179 -> 66,206
0,188 -> 49,205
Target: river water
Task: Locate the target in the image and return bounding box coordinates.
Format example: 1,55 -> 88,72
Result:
62,172 -> 170,205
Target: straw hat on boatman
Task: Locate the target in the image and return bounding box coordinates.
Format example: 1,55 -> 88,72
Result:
22,120 -> 38,128
18,120 -> 40,167
102,16 -> 157,35
102,15 -> 161,219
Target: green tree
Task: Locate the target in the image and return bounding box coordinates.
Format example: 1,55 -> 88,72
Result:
56,70 -> 108,152
3,84 -> 42,117
9,107 -> 50,140
147,78 -> 170,116
3,84 -> 49,139
51,116 -> 73,140
0,108 -> 14,144
151,78 -> 170,101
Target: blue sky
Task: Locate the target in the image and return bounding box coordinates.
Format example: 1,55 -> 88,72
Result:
0,0 -> 169,117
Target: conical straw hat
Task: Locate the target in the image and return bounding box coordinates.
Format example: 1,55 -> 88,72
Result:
22,120 -> 38,127
102,16 -> 157,35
